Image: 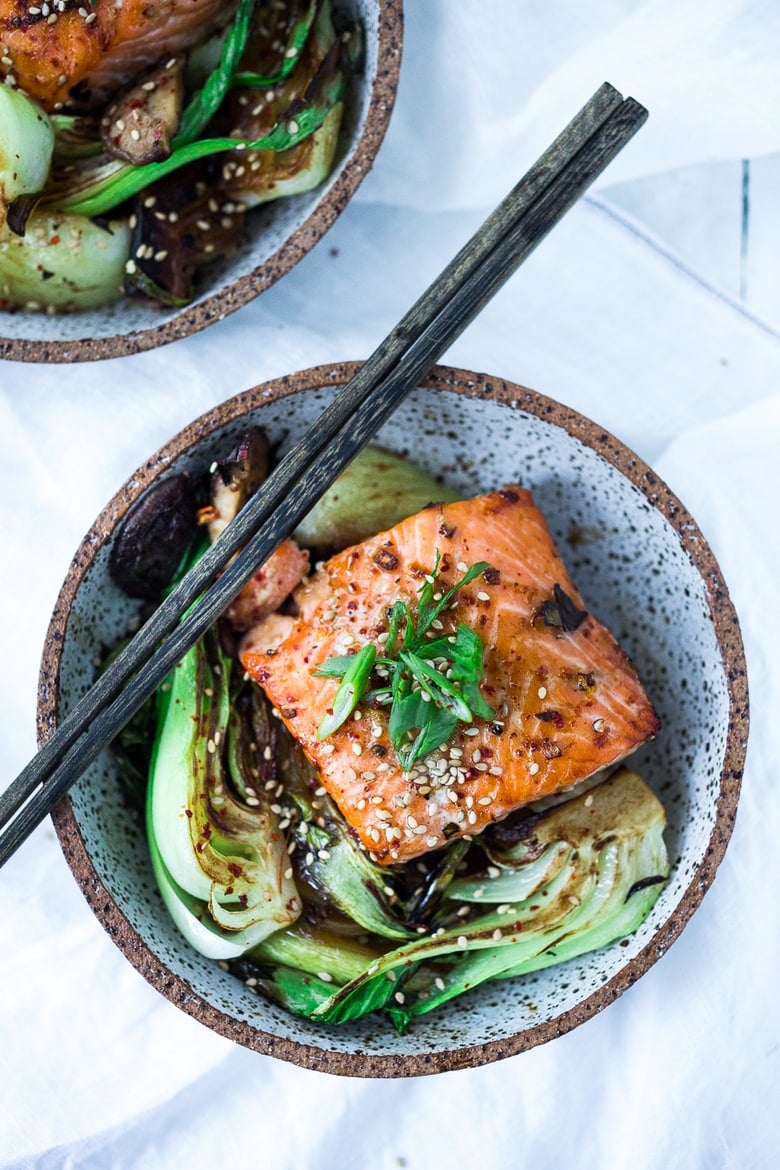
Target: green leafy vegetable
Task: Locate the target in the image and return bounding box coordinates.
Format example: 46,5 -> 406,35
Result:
315,642 -> 376,739
232,0 -> 320,90
173,0 -> 257,149
147,627 -> 301,956
315,553 -> 494,769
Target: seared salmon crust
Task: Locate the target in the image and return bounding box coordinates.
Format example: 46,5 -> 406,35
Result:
241,488 -> 660,865
0,0 -> 234,111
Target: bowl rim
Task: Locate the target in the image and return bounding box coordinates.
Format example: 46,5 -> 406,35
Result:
38,362 -> 750,1076
0,1 -> 403,365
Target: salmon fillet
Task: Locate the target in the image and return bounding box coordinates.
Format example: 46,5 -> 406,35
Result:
0,0 -> 234,111
240,488 -> 660,865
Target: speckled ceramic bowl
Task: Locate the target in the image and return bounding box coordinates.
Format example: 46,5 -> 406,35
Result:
39,364 -> 748,1075
0,1 -> 401,363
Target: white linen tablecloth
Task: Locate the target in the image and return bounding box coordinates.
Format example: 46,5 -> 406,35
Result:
1,3 -> 779,1166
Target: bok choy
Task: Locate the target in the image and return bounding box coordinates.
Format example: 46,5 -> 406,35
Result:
147,627 -> 301,959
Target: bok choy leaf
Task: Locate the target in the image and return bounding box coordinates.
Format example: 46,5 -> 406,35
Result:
147,627 -> 300,956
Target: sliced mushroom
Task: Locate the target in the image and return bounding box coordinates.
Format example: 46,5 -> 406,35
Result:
207,427 -> 270,542
101,55 -> 185,166
109,473 -> 196,599
123,157 -> 247,304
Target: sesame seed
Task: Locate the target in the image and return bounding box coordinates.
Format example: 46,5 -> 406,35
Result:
584,793 -> 594,807
492,928 -> 503,941
435,977 -> 446,991
245,795 -> 260,807
321,743 -> 336,755
352,743 -> 363,757
593,718 -> 606,733
477,796 -> 492,805
394,991 -> 405,1005
317,972 -> 334,982
457,561 -> 468,572
457,935 -> 469,948
464,727 -> 480,737
538,686 -> 547,699
477,591 -> 490,602
288,119 -> 299,134
529,762 -> 540,775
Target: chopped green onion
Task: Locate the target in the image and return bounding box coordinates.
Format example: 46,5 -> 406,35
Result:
316,643 -> 376,739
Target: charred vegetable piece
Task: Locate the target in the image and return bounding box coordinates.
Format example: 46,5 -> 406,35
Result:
0,209 -> 130,310
308,769 -> 668,1025
280,738 -> 415,941
148,626 -> 301,957
221,0 -> 343,208
109,473 -> 196,600
101,55 -> 185,165
293,445 -> 460,552
207,427 -> 270,542
122,158 -> 246,303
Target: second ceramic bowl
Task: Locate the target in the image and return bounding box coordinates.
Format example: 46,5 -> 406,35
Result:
39,363 -> 748,1075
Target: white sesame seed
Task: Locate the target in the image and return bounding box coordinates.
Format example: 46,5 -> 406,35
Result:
457,561 -> 468,572
317,972 -> 334,982
538,686 -> 547,699
593,718 -> 606,733
584,793 -> 594,807
477,591 -> 490,602
492,928 -> 503,941
352,743 -> 363,757
464,727 -> 480,737
457,935 -> 469,948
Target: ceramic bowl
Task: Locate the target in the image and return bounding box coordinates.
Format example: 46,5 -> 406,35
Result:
0,1 -> 402,363
39,363 -> 748,1076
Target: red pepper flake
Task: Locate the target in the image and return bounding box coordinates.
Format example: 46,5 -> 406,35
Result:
373,548 -> 399,571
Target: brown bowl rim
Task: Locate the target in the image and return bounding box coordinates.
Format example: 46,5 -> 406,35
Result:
0,1 -> 403,365
38,362 -> 749,1076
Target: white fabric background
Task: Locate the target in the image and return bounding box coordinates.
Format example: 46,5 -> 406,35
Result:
1,2 -> 779,1166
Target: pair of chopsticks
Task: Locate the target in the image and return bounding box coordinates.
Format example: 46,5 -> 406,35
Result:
0,83 -> 647,868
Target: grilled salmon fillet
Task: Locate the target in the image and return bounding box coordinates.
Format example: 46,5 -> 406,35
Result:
240,488 -> 660,865
0,0 -> 234,111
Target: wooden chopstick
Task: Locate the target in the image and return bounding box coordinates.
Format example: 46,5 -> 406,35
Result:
0,85 -> 647,868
